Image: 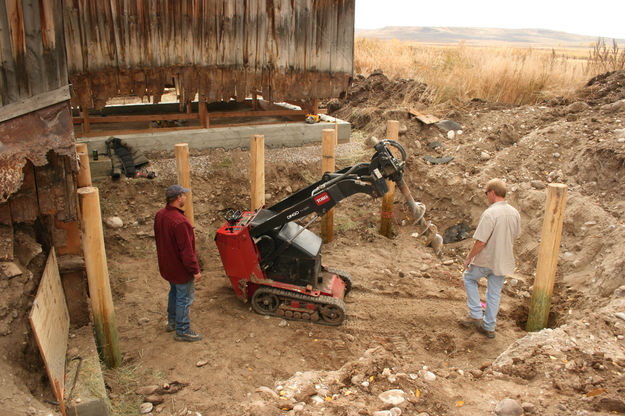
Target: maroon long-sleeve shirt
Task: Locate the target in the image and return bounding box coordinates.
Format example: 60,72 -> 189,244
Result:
154,205 -> 200,284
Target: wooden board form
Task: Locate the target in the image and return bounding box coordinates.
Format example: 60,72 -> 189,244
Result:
409,108 -> 439,124
29,248 -> 69,406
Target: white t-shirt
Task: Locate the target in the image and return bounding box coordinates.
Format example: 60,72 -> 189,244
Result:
472,201 -> 521,276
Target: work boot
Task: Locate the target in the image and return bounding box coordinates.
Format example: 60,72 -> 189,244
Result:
477,326 -> 495,339
174,330 -> 203,342
459,316 -> 482,328
166,322 -> 175,332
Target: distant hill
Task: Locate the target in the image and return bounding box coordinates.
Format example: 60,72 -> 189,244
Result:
355,27 -> 624,48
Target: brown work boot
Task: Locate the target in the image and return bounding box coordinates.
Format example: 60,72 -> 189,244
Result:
477,326 -> 495,339
459,316 -> 482,328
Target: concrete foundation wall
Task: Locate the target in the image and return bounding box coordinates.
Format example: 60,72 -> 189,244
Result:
77,120 -> 351,155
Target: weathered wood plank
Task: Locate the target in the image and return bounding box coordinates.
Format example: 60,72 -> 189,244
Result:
22,0 -> 46,95
9,162 -> 39,223
0,85 -> 70,123
29,248 -> 70,405
0,219 -> 13,261
0,3 -> 19,105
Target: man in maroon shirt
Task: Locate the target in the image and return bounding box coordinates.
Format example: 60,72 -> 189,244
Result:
154,185 -> 202,342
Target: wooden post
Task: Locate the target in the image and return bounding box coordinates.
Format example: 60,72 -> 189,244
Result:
77,152 -> 92,187
250,135 -> 265,211
199,101 -> 208,128
312,98 -> 319,114
77,187 -> 121,369
380,120 -> 400,238
80,106 -> 90,134
174,143 -> 194,226
527,183 -> 568,332
75,143 -> 87,154
320,129 -> 336,243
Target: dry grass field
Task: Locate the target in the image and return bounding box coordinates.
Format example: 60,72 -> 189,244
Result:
354,37 -> 625,106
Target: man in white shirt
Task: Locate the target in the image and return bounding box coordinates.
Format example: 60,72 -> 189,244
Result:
460,179 -> 521,339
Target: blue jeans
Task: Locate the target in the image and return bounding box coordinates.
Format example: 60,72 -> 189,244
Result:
462,265 -> 505,332
167,280 -> 195,334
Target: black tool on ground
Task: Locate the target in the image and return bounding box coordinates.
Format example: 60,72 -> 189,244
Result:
215,139 -> 443,326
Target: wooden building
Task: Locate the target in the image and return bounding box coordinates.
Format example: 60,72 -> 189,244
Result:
0,0 -> 79,252
66,0 -> 355,110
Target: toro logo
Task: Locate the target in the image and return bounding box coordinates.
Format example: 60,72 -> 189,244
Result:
314,192 -> 331,206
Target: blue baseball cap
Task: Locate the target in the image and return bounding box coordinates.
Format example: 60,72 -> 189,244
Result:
165,184 -> 190,198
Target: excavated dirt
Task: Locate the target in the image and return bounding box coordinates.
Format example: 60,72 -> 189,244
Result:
2,70 -> 625,416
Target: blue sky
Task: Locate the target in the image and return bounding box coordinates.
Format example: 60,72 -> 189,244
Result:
355,0 -> 625,40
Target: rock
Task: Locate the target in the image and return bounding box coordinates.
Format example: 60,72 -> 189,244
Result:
447,130 -> 455,140
495,398 -> 523,416
140,402 -> 153,414
265,193 -> 272,200
522,401 -> 537,413
278,320 -> 288,327
196,359 -> 208,367
389,408 -> 402,416
615,312 -> 625,321
0,262 -> 22,278
614,285 -> 625,297
443,222 -> 471,244
566,101 -> 589,113
135,385 -> 160,396
14,231 -> 42,267
373,411 -> 392,416
469,369 -> 483,378
422,371 -> 436,382
294,384 -> 317,402
436,120 -> 461,132
399,124 -> 408,135
144,395 -> 164,404
378,389 -> 405,406
479,151 -> 490,161
442,260 -> 454,266
531,180 -> 545,190
255,386 -> 280,400
104,216 -> 124,229
601,99 -> 625,113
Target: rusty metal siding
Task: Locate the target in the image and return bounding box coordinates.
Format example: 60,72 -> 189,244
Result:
64,0 -> 355,109
0,1 -> 75,206
0,0 -> 68,106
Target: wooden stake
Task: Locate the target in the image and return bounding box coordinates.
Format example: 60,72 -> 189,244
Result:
77,152 -> 92,187
250,135 -> 265,211
380,120 -> 400,238
75,143 -> 87,154
321,129 -> 336,243
174,144 -> 194,226
527,183 -> 568,332
77,187 -> 121,368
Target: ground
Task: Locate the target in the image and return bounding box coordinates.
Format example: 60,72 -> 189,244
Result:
2,70 -> 625,416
